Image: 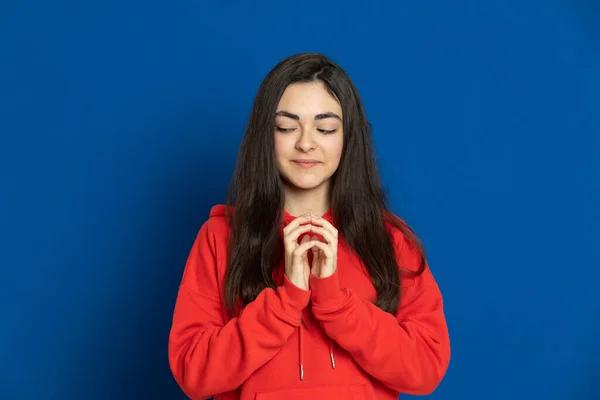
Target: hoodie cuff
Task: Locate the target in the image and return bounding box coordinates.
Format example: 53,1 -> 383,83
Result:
309,269 -> 347,310
279,274 -> 311,312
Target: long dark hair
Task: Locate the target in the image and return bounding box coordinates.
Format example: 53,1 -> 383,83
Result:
223,52 -> 425,317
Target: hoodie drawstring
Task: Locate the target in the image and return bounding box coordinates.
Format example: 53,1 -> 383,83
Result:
298,326 -> 304,380
329,339 -> 336,369
298,324 -> 336,381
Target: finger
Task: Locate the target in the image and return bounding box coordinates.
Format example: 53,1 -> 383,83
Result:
309,216 -> 338,238
300,235 -> 310,261
308,225 -> 337,246
284,224 -> 313,246
312,241 -> 334,258
283,214 -> 312,235
292,240 -> 319,259
310,235 -> 319,254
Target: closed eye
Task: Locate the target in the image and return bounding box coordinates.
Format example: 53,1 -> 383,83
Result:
276,127 -> 296,133
318,129 -> 337,134
276,127 -> 337,134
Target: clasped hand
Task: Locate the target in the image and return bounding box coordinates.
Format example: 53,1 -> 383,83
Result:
283,213 -> 338,291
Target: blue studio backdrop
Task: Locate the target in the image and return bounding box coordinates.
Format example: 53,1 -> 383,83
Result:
1,0 -> 599,399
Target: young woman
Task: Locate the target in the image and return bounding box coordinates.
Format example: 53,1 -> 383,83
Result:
168,53 -> 450,400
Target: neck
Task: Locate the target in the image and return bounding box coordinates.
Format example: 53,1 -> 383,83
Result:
282,181 -> 331,217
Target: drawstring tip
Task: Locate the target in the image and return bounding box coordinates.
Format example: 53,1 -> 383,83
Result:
330,353 -> 336,369
300,364 -> 304,381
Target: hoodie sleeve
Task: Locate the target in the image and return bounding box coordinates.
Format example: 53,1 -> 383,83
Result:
309,231 -> 450,396
168,221 -> 311,400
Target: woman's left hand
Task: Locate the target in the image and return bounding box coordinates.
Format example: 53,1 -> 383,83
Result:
309,215 -> 338,279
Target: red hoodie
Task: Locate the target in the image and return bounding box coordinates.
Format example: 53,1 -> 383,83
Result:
169,205 -> 450,400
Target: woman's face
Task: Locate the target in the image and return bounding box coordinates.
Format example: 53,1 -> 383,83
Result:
274,81 -> 344,193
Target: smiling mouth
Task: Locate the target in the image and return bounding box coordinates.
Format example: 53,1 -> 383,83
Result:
292,160 -> 322,169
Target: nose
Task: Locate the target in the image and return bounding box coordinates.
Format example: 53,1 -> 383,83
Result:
295,129 -> 317,152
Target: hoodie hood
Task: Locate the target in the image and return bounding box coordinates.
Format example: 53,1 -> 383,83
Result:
209,204 -> 337,380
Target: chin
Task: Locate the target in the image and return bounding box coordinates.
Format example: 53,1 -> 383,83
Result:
282,174 -> 329,191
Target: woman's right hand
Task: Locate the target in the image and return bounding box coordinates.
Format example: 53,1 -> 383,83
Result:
283,214 -> 316,291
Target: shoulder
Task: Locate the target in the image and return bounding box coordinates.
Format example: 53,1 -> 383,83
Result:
196,204 -> 233,243
383,211 -> 444,301
180,206 -> 232,295
186,205 -> 232,267
205,204 -> 232,233
383,211 -> 425,274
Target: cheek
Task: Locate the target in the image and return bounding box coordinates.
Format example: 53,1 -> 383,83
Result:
273,135 -> 285,160
274,134 -> 293,167
325,135 -> 344,163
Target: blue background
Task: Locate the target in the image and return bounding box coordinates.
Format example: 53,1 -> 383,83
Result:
1,0 -> 599,399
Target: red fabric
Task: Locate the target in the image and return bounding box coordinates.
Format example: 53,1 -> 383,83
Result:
168,205 -> 450,400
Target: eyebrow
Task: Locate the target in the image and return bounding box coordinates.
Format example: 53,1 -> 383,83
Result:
275,110 -> 342,121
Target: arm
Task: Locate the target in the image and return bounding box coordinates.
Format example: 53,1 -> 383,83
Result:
309,237 -> 450,395
168,222 -> 310,400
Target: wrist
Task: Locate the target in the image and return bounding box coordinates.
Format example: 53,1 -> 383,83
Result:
309,269 -> 347,309
280,274 -> 311,311
314,269 -> 334,279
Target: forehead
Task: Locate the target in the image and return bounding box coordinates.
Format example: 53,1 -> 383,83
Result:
277,82 -> 342,117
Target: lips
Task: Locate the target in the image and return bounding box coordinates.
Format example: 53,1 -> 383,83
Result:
292,160 -> 321,169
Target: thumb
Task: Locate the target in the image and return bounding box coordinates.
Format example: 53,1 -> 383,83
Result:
300,234 -> 311,244
310,235 -> 320,271
300,234 -> 310,261
310,235 -> 319,255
